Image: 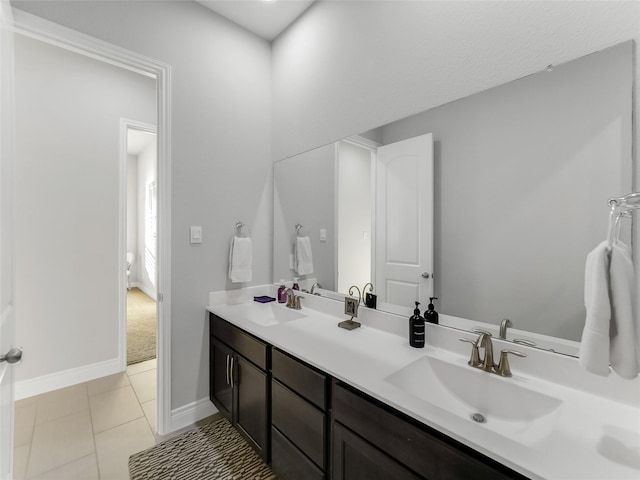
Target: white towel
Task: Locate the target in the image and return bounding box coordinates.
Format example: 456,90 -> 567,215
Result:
579,241 -> 612,376
294,236 -> 314,275
228,235 -> 252,283
608,241 -> 638,379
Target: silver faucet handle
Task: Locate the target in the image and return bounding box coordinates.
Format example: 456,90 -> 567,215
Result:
495,349 -> 527,377
513,338 -> 537,347
459,338 -> 482,367
294,296 -> 302,310
472,328 -> 492,337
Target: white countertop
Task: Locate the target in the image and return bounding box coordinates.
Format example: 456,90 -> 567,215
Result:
208,288 -> 640,480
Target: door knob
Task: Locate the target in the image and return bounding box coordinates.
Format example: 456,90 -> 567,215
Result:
0,347 -> 22,364
421,272 -> 431,279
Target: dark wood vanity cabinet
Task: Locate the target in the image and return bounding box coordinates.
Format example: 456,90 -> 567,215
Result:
209,313 -> 528,479
209,313 -> 269,460
270,348 -> 329,480
332,421 -> 421,480
332,381 -> 528,480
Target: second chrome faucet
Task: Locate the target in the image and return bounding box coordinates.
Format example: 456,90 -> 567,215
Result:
459,332 -> 526,377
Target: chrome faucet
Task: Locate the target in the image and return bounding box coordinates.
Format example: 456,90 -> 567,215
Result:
459,332 -> 526,377
285,288 -> 302,310
477,333 -> 495,372
499,318 -> 512,339
310,282 -> 323,295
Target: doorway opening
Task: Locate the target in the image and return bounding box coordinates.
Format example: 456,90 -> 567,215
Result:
125,126 -> 158,368
336,139 -> 375,294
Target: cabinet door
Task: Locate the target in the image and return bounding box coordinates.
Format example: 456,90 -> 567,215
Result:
272,426 -> 324,480
235,354 -> 268,459
211,338 -> 233,420
332,422 -> 422,480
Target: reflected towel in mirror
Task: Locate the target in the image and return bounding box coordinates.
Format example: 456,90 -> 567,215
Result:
229,235 -> 252,283
295,235 -> 313,275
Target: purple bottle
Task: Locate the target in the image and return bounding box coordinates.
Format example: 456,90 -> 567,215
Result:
277,280 -> 287,303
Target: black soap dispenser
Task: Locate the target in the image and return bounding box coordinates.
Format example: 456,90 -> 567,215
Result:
409,301 -> 425,348
425,297 -> 439,325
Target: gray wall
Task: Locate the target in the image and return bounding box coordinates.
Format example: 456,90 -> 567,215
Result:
12,0 -> 272,410
382,42 -> 632,340
272,1 -> 639,163
14,34 -> 157,383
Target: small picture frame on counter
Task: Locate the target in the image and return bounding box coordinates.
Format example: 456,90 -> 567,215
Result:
344,296 -> 359,318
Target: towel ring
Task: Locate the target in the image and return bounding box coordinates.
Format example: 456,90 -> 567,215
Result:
614,209 -> 633,243
295,223 -> 309,237
607,193 -> 640,246
235,221 -> 251,238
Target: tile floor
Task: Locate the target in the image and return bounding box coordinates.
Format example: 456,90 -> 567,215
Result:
12,359 -> 179,480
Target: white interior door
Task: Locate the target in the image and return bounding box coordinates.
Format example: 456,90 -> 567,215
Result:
0,3 -> 16,479
375,133 -> 434,307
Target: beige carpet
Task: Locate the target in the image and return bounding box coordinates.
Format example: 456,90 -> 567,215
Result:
127,287 -> 157,365
129,417 -> 276,480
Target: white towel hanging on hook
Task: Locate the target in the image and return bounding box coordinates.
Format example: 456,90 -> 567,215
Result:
229,221 -> 252,283
580,194 -> 638,379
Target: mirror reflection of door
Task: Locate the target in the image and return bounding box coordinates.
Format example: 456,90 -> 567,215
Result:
375,133 -> 434,306
336,133 -> 434,307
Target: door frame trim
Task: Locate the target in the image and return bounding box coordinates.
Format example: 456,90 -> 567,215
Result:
12,8 -> 173,435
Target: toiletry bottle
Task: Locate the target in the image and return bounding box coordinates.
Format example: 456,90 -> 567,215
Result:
277,280 -> 287,303
425,297 -> 439,325
409,301 -> 425,348
292,278 -> 300,290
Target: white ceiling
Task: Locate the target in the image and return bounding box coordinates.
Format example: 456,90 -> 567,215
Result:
127,129 -> 156,156
196,0 -> 316,41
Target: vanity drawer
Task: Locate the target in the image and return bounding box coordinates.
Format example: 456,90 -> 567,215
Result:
332,381 -> 525,480
272,379 -> 326,469
271,426 -> 325,480
209,313 -> 267,370
272,348 -> 327,410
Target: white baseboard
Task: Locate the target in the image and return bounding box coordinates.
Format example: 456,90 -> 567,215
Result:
15,357 -> 122,400
170,397 -> 219,432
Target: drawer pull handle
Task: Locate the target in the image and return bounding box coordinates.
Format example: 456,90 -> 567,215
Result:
230,356 -> 234,388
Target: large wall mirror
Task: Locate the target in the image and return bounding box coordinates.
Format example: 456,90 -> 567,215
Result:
273,40 -> 633,356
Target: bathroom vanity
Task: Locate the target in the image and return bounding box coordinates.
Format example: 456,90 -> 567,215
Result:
209,311 -> 523,479
208,288 -> 640,480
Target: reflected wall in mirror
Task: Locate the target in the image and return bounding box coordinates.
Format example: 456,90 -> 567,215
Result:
273,41 -> 633,356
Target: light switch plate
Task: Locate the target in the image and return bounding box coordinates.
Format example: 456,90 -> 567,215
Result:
190,226 -> 202,244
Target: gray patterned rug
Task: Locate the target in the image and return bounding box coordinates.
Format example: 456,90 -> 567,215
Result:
129,418 -> 276,480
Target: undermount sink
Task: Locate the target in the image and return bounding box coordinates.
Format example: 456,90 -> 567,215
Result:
223,301 -> 306,327
385,355 -> 563,445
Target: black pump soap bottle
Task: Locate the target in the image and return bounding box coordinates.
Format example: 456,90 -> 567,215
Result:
425,297 -> 439,325
409,301 -> 425,348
